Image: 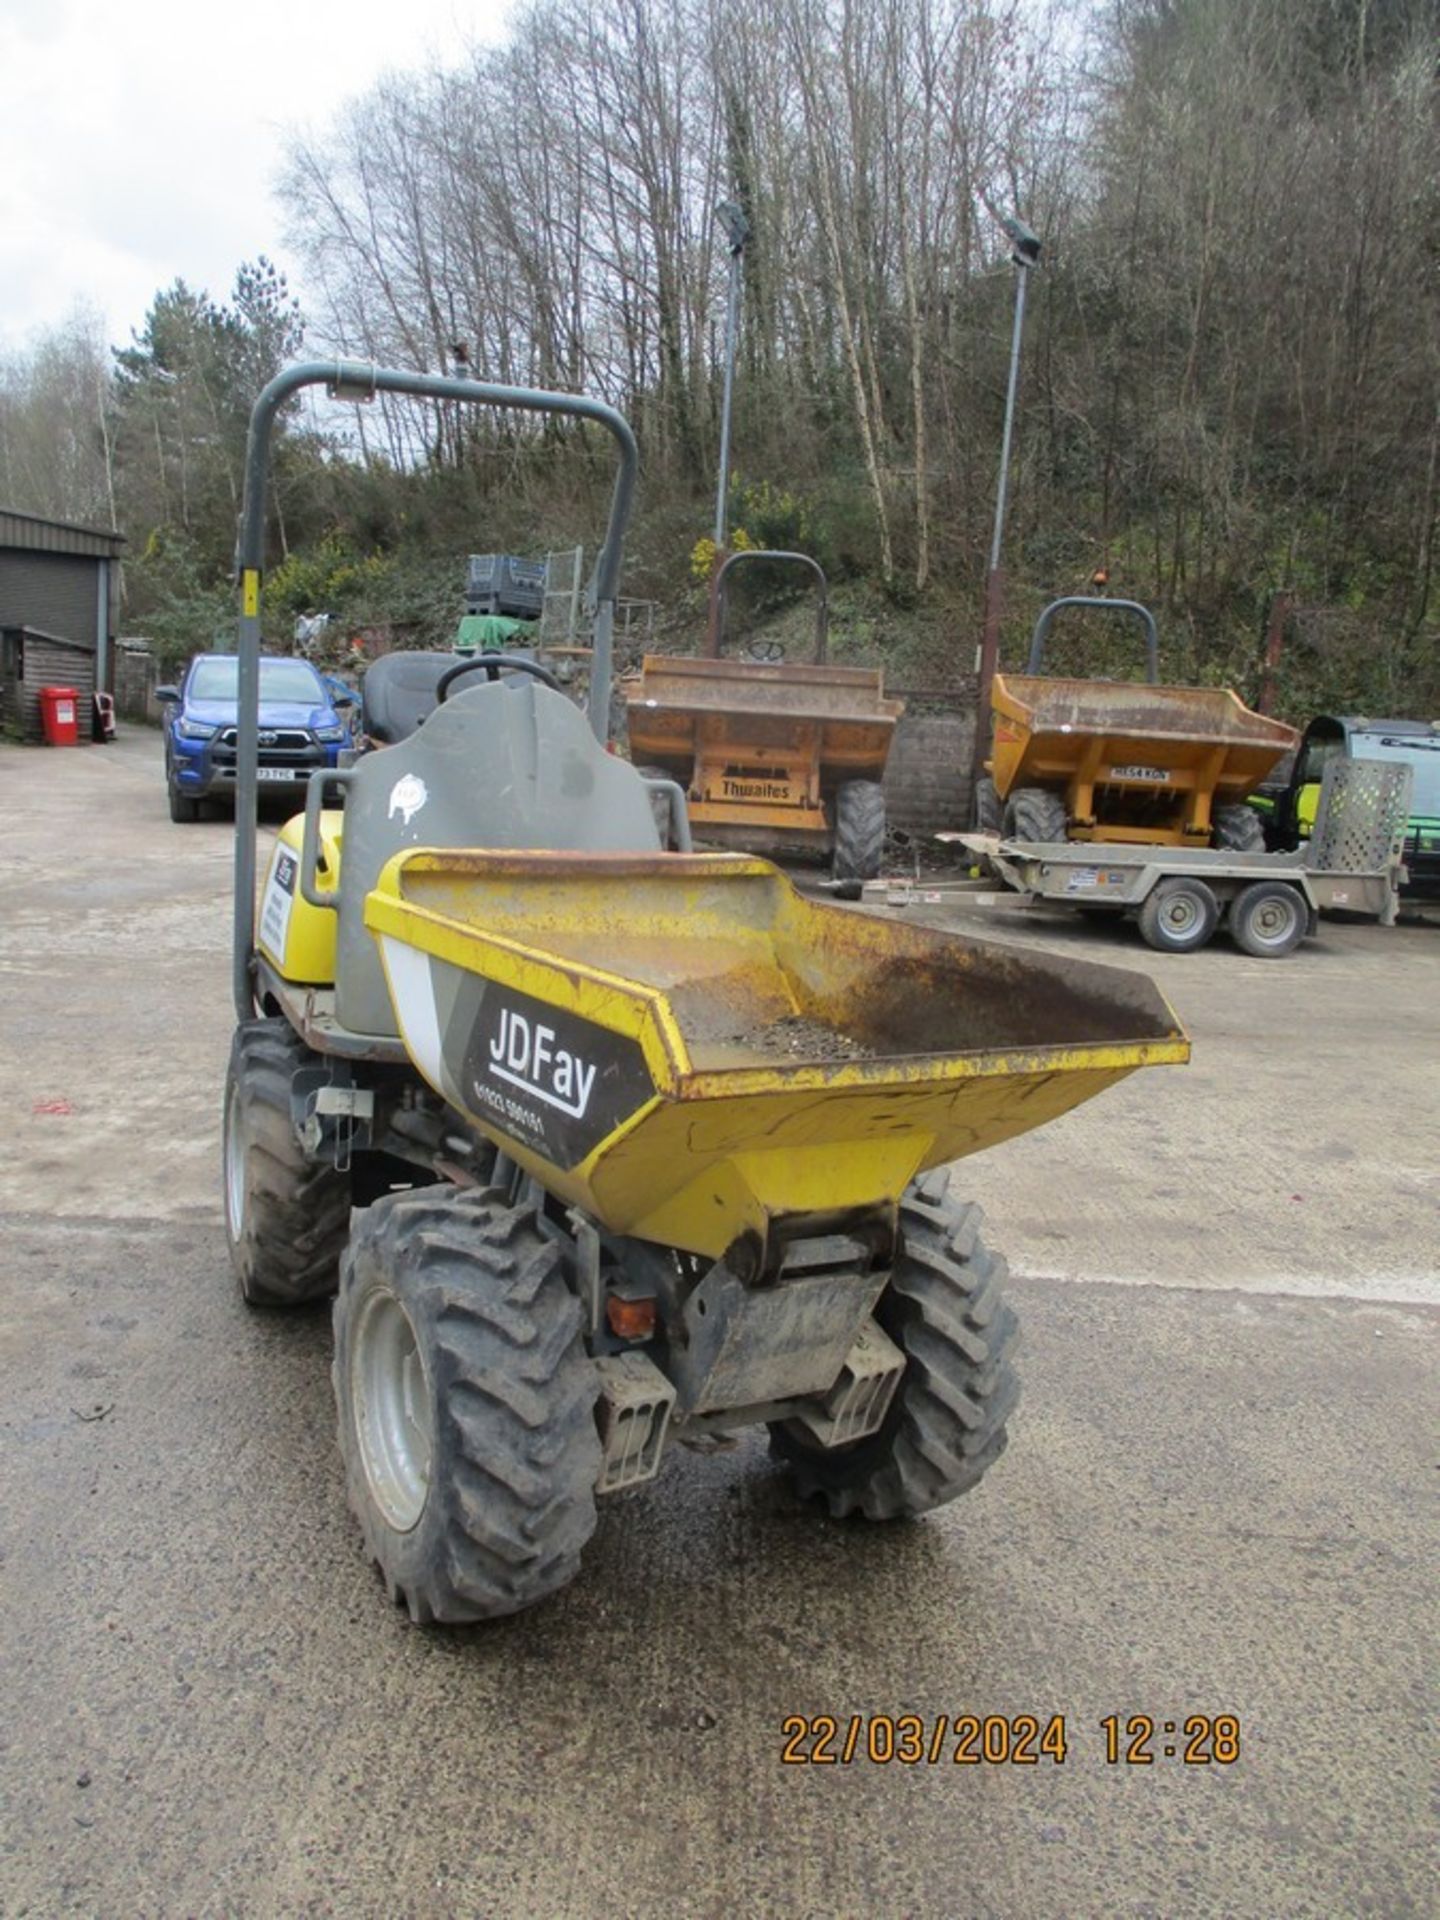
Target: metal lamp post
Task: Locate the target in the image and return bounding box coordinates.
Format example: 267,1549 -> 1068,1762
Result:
713,200 -> 750,548
706,200 -> 750,652
974,214 -> 1041,793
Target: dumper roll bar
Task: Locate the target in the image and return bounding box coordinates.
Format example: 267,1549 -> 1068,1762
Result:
710,549 -> 829,663
231,361 -> 639,1020
1027,596 -> 1159,683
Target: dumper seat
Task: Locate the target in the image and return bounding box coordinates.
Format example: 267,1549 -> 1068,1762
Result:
336,676 -> 660,1036
360,650 -> 546,745
359,651 -> 458,744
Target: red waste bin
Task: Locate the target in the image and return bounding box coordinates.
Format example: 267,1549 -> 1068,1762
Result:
39,685 -> 81,746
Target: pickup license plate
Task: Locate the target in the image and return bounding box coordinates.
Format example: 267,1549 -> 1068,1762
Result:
256,766 -> 308,783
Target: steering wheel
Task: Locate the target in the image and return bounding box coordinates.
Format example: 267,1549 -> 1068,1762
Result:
436,654 -> 563,702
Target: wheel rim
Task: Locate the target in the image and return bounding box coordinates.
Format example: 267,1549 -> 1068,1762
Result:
1245,893 -> 1300,950
223,1080 -> 246,1241
1161,892 -> 1202,938
352,1288 -> 433,1533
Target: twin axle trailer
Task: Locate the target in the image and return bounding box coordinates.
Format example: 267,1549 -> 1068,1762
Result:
915,757 -> 1415,959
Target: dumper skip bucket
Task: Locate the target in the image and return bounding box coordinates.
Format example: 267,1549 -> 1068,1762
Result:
366,851 -> 1189,1260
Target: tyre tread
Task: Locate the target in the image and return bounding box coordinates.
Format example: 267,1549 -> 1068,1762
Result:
333,1189 -> 601,1624
226,1019 -> 350,1306
973,776 -> 1002,834
772,1183 -> 1019,1520
832,780 -> 887,884
1213,803 -> 1266,853
1004,787 -> 1068,845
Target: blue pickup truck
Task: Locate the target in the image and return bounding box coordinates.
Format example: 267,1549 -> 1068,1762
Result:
157,653 -> 353,822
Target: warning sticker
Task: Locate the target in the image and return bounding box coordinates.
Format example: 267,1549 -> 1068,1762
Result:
1064,866 -> 1125,894
259,848 -> 298,959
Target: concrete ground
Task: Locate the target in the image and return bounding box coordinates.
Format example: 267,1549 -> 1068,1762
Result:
1,729 -> 1435,1918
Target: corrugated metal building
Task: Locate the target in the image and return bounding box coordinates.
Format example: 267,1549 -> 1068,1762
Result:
0,507 -> 125,738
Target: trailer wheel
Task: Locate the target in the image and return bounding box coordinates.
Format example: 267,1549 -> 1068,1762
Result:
1003,787 -> 1068,845
333,1188 -> 602,1624
1213,804 -> 1266,853
1137,877 -> 1219,953
223,1018 -> 351,1307
770,1173 -> 1019,1520
973,776 -> 1002,834
1229,880 -> 1307,958
832,781 -> 887,897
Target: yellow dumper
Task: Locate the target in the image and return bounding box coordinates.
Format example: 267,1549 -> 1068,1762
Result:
627,551 -> 903,890
225,363 -> 1191,1628
981,596 -> 1297,850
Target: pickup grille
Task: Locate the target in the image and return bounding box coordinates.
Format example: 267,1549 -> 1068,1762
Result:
216,727 -> 313,751
210,727 -> 324,777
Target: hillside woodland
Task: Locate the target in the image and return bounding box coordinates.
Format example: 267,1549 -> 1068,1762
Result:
1,0 -> 1436,714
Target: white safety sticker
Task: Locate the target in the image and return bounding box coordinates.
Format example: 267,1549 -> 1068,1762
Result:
388,773 -> 428,827
259,848 -> 298,958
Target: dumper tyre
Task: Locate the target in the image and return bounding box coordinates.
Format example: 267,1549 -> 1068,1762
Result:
333,1188 -> 602,1624
770,1173 -> 1019,1520
833,781 -> 887,897
1003,787 -> 1068,846
1229,880 -> 1307,958
1213,804 -> 1266,854
1137,877 -> 1219,954
970,777 -> 1004,876
223,1018 -> 351,1307
973,776 -> 1002,834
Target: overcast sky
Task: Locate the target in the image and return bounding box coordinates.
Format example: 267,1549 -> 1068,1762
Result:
0,0 -> 511,354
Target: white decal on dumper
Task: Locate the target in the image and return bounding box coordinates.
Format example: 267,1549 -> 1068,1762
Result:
488,1008 -> 597,1118
388,773 -> 428,827
259,849 -> 297,958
